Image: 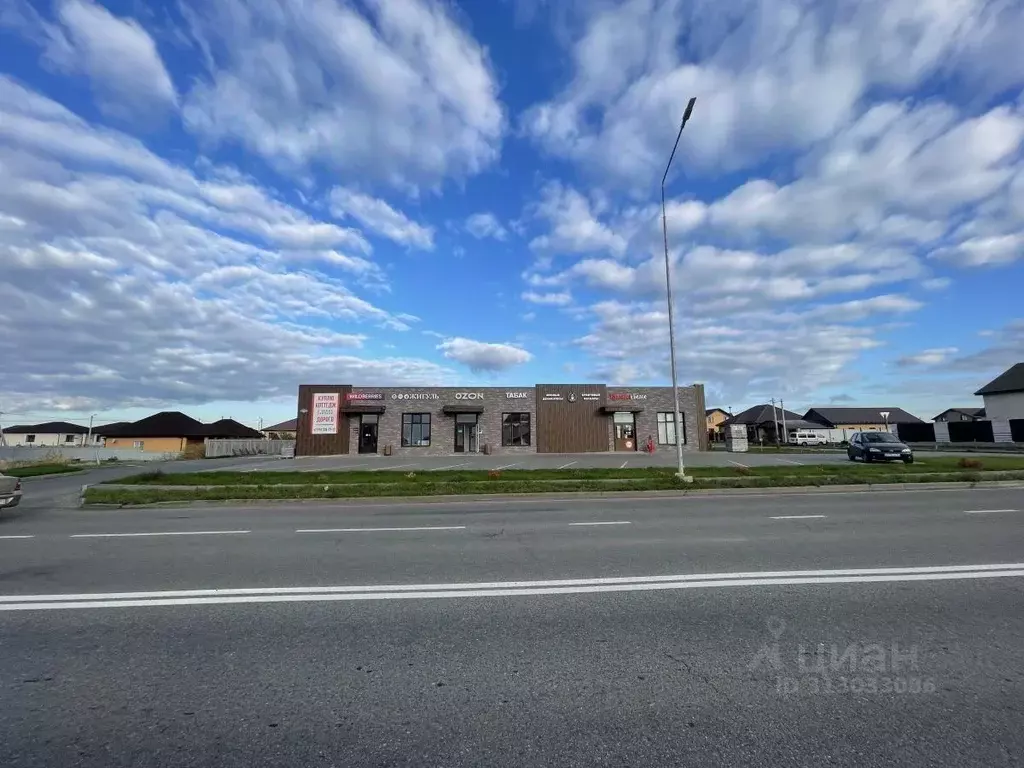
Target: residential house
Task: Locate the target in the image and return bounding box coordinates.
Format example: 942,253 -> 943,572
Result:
726,404 -> 820,444
0,421 -> 102,447
803,407 -> 925,442
261,418 -> 297,439
933,407 -> 986,422
205,419 -> 264,439
705,408 -> 732,442
100,411 -> 209,453
974,363 -> 1024,420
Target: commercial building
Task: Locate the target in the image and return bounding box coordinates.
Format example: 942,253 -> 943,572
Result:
295,383 -> 708,457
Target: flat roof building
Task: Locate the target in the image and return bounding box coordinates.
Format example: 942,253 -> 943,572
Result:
294,383 -> 709,457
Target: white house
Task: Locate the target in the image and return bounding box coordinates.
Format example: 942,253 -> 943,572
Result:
0,421 -> 102,447
974,363 -> 1024,421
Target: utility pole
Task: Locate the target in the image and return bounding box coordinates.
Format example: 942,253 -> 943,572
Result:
770,398 -> 780,445
661,96 -> 697,482
87,413 -> 99,464
780,399 -> 789,445
0,410 -> 6,448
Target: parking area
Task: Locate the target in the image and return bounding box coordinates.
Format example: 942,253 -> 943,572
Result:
257,451 -> 851,472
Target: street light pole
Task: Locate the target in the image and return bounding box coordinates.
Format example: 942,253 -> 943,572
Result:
661,96 -> 696,482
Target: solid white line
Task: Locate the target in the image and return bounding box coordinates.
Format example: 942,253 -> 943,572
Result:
295,526 -> 467,533
964,509 -> 1019,515
558,461 -> 578,469
568,521 -> 631,527
5,567 -> 1024,611
620,461 -> 628,468
429,463 -> 469,471
728,460 -> 749,468
368,463 -> 418,472
777,459 -> 804,465
495,463 -> 519,470
770,515 -> 826,520
70,530 -> 251,539
0,535 -> 34,540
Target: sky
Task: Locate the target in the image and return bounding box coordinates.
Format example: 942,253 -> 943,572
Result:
1,0 -> 1023,429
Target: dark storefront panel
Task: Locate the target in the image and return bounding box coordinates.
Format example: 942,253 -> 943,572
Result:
948,420 -> 995,443
1010,419 -> 1024,443
535,384 -> 608,453
895,423 -> 936,442
295,384 -> 351,456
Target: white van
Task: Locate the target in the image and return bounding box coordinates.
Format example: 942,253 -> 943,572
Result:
790,431 -> 827,446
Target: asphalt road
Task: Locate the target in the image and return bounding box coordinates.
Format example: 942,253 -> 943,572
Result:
2,487 -> 1023,766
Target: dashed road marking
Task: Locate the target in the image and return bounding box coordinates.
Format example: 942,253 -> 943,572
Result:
70,530 -> 251,539
558,461 -> 578,469
295,526 -> 467,533
0,535 -> 34,540
964,509 -> 1019,515
728,460 -> 749,468
568,521 -> 631,527
428,463 -> 470,472
770,515 -> 826,520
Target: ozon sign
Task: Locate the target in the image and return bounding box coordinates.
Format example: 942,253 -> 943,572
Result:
454,392 -> 483,400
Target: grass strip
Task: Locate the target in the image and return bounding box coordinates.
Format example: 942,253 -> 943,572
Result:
4,464 -> 85,478
104,456 -> 1024,487
84,470 -> 1024,506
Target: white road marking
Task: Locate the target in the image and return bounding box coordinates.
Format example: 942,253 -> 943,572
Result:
0,535 -> 34,540
558,461 -> 578,469
4,563 -> 1023,611
776,459 -> 804,465
620,461 -> 629,468
368,463 -> 418,472
567,521 -> 631,527
495,463 -> 519,470
428,463 -> 469,472
295,526 -> 467,533
70,530 -> 251,539
728,460 -> 749,468
964,509 -> 1019,515
770,515 -> 826,520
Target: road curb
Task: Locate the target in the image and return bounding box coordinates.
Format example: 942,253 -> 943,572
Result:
78,479 -> 1024,508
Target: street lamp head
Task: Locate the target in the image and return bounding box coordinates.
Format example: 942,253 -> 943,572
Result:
681,97 -> 696,125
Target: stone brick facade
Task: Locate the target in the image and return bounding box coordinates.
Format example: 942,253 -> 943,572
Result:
345,386 -> 538,457
604,385 -> 705,454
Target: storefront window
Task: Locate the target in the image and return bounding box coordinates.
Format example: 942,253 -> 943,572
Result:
401,413 -> 431,447
657,411 -> 686,444
502,413 -> 531,446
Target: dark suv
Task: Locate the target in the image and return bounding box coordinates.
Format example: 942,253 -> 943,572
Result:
847,431 -> 914,463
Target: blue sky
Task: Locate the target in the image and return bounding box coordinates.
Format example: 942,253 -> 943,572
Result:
1,0 -> 1023,429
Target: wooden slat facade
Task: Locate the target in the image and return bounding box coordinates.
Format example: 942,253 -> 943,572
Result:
295,384 -> 351,457
535,383 -> 608,453
692,383 -> 709,451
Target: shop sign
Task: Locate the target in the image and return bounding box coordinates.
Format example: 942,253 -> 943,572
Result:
390,393 -> 441,400
454,392 -> 484,400
541,392 -> 564,402
608,393 -> 648,401
310,392 -> 339,435
581,392 -> 601,401
506,391 -> 530,399
346,392 -> 383,400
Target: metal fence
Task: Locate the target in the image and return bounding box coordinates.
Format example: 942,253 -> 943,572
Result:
0,445 -> 179,463
204,439 -> 296,458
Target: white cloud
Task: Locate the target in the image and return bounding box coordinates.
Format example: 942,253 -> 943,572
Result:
932,233 -> 1024,267
0,78 -> 458,411
922,277 -> 952,291
522,290 -> 573,306
896,347 -> 959,367
329,188 -> 434,249
528,181 -> 626,255
436,337 -> 533,371
521,0 -> 1024,188
180,0 -> 505,189
13,0 -> 179,120
465,212 -> 508,240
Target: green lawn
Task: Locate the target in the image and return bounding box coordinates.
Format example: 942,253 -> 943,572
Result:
105,456 -> 1024,487
4,463 -> 84,478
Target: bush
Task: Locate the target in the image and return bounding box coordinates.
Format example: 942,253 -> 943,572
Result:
734,466 -> 754,476
488,469 -> 502,479
957,458 -> 983,470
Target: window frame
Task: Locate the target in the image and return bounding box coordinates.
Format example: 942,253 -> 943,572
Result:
64,434 -> 76,444
25,434 -> 36,443
502,412 -> 531,447
401,412 -> 432,447
656,411 -> 687,445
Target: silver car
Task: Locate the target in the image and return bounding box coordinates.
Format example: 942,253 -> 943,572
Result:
0,472 -> 23,511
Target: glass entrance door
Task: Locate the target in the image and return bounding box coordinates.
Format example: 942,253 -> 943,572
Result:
454,414 -> 478,453
358,415 -> 378,454
613,412 -> 637,451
